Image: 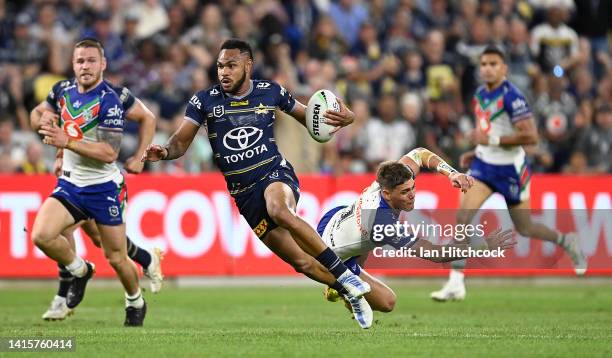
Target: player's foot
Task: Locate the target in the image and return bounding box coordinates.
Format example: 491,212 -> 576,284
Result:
338,272 -> 371,298
561,233 -> 587,276
143,248 -> 164,293
66,261 -> 95,309
124,301 -> 147,327
430,279 -> 466,302
343,294 -> 373,329
42,295 -> 74,321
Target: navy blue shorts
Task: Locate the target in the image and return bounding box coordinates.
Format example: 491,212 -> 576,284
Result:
233,161 -> 300,239
469,156 -> 531,206
51,178 -> 127,226
317,205 -> 361,275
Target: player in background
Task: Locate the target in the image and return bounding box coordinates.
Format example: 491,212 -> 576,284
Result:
319,147 -> 514,314
30,65 -> 161,321
32,39 -> 148,326
142,39 -> 374,328
430,45 -> 586,302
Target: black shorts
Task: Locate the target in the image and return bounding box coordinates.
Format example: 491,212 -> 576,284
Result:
233,161 -> 300,239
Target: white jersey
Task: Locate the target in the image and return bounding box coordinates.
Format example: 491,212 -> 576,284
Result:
56,81 -> 125,187
321,181 -> 415,260
473,80 -> 532,165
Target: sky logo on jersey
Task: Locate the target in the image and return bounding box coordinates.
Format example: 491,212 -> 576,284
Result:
107,104 -> 123,118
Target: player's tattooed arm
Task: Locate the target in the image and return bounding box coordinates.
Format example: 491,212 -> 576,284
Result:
97,128 -> 123,153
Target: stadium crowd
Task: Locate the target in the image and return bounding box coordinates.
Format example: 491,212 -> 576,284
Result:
0,0 -> 610,175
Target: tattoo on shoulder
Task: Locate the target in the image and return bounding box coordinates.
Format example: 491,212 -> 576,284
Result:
97,128 -> 123,153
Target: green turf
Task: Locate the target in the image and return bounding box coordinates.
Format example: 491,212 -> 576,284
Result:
1,283 -> 611,357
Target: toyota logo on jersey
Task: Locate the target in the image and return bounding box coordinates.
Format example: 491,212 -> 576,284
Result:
223,126 -> 263,151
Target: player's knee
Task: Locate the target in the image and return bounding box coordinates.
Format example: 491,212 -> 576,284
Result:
267,201 -> 295,228
378,292 -> 397,312
104,250 -> 127,268
291,257 -> 314,275
31,229 -> 54,248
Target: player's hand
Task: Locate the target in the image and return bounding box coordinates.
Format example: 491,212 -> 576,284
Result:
141,144 -> 167,162
39,111 -> 59,128
324,97 -> 354,134
470,130 -> 489,145
125,155 -> 145,173
39,122 -> 69,148
53,157 -> 63,177
483,228 -> 516,251
459,151 -> 476,169
449,172 -> 474,193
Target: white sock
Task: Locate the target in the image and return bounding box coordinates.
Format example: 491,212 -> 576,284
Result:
125,289 -> 144,309
449,269 -> 465,284
65,257 -> 87,278
54,295 -> 66,303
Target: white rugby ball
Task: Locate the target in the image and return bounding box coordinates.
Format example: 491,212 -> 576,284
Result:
306,89 -> 340,143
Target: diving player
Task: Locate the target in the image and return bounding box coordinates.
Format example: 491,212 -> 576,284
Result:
319,147 -> 514,313
430,45 -> 586,302
30,63 -> 162,321
142,39 -> 373,328
32,39 -> 147,326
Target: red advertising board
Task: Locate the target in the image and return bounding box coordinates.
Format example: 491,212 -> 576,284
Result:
0,174 -> 610,277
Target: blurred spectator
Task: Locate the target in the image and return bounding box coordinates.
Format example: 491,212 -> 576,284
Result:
153,4 -> 187,52
0,151 -> 14,172
332,98 -> 369,175
422,30 -> 458,102
16,140 -> 47,174
361,94 -> 413,170
530,1 -> 579,73
424,96 -> 468,166
181,3 -> 230,68
328,0 -> 367,48
576,105 -> 612,173
129,0 -> 168,40
507,17 -> 538,96
0,119 -> 26,164
81,11 -> 124,64
570,0 -> 612,78
307,15 -> 347,62
145,62 -> 187,134
399,92 -> 427,148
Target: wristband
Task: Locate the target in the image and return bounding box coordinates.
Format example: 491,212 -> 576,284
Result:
436,161 -> 458,176
488,135 -> 501,146
161,146 -> 170,160
65,139 -> 75,151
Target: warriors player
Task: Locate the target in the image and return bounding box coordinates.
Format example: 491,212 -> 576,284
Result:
143,39 -> 374,328
32,39 -> 147,326
430,46 -> 586,301
30,49 -> 162,321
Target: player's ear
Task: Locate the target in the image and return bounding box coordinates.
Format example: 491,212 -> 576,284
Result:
381,188 -> 392,202
245,58 -> 253,74
101,56 -> 107,72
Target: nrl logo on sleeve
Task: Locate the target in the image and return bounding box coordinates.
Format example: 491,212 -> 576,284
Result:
213,105 -> 224,117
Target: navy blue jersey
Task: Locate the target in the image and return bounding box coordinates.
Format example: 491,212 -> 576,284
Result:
46,78 -> 136,114
185,80 -> 297,195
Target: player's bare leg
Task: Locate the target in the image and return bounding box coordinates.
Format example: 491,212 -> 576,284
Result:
263,182 -> 372,328
96,223 -> 146,326
42,221 -> 81,321
509,201 -> 586,275
264,182 -> 370,297
431,180 -> 494,302
84,218 -> 164,292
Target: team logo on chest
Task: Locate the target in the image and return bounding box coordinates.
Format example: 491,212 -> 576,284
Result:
213,105 -> 225,117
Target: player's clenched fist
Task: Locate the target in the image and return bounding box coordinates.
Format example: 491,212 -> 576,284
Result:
449,172 -> 475,193
141,144 -> 168,162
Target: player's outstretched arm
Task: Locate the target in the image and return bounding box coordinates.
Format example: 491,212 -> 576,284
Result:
411,229 -> 515,263
124,99 -> 156,173
142,118 -> 199,162
399,147 -> 474,192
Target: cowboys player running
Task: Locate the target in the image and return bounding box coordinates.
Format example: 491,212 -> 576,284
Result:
143,39 -> 373,328
430,46 -> 586,301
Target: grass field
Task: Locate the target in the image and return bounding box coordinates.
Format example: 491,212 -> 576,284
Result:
1,281 -> 611,357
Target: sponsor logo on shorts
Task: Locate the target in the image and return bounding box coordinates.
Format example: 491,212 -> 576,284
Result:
254,219 -> 268,238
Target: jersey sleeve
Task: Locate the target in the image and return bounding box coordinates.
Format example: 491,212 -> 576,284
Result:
115,86 -> 137,113
45,80 -> 69,112
503,86 -> 532,124
274,83 -> 297,114
98,95 -> 125,132
185,92 -> 207,128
